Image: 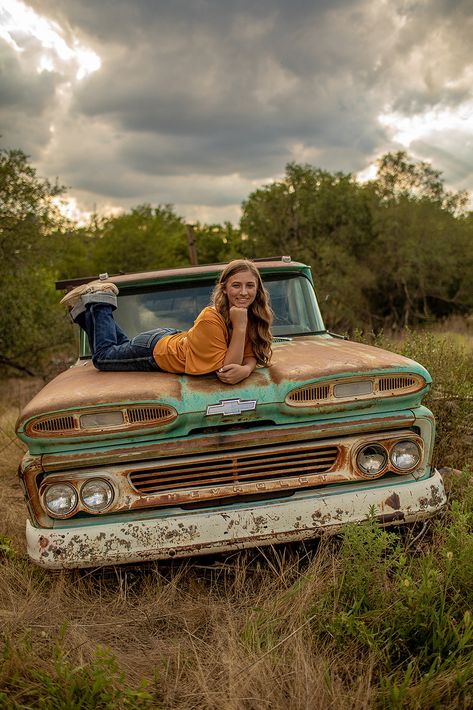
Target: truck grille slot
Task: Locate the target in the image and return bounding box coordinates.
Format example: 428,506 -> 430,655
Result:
32,415 -> 76,433
127,405 -> 176,424
377,375 -> 417,392
129,443 -> 339,494
287,384 -> 330,404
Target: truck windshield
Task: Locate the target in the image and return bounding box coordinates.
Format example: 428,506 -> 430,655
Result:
81,274 -> 325,356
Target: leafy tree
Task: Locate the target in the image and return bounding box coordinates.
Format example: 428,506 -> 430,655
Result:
64,209 -> 243,280
373,151 -> 469,215
192,222 -> 244,265
240,155 -> 472,331
89,204 -> 188,275
367,153 -> 473,327
0,148 -> 73,375
241,162 -> 376,329
49,222 -> 99,282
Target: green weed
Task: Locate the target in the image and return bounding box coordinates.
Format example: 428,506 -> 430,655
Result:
0,535 -> 16,561
0,635 -> 155,710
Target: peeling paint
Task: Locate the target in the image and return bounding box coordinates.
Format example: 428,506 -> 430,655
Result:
26,470 -> 446,569
418,484 -> 445,510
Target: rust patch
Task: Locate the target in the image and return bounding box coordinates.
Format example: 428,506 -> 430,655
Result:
57,261 -> 293,292
311,509 -> 334,526
268,337 -> 421,386
42,416 -> 415,472
385,492 -> 401,510
376,511 -> 406,524
17,362 -> 183,425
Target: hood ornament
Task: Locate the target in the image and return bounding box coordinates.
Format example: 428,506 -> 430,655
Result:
206,398 -> 257,417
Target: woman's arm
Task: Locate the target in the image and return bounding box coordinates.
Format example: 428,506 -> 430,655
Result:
217,306 -> 255,384
217,356 -> 257,384
223,306 -> 248,366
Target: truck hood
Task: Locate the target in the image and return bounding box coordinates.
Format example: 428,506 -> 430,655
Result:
16,335 -> 430,450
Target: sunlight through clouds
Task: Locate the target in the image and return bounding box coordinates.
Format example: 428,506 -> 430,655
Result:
0,0 -> 100,79
52,195 -> 123,226
379,101 -> 473,149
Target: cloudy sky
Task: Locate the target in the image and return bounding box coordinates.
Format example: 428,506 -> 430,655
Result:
1,0 -> 472,224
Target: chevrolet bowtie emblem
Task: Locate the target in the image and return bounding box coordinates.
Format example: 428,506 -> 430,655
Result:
206,398 -> 257,416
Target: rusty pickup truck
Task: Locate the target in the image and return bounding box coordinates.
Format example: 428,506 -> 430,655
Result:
16,258 -> 446,568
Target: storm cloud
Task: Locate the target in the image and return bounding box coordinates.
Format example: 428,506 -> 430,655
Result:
1,0 -> 472,222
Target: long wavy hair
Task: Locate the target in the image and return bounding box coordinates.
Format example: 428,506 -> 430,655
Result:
211,259 -> 273,367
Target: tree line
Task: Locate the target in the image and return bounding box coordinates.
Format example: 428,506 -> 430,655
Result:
1,146 -> 472,375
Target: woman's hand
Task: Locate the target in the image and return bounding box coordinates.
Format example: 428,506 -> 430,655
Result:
229,306 -> 248,329
217,363 -> 251,384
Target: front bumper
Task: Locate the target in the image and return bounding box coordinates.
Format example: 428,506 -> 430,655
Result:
27,470 -> 446,569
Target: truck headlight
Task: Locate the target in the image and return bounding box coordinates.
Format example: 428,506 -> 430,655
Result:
357,444 -> 387,476
44,483 -> 78,517
390,441 -> 421,470
81,479 -> 114,512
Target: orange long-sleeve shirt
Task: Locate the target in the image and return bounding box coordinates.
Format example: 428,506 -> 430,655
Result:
153,306 -> 254,375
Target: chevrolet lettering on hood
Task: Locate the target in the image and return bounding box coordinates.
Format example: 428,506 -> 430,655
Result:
15,258 -> 446,569
206,398 -> 257,416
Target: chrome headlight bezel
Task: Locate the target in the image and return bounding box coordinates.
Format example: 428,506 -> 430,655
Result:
43,483 -> 78,518
390,440 -> 422,471
40,474 -> 117,519
356,444 -> 388,478
80,478 -> 114,512
354,435 -> 424,479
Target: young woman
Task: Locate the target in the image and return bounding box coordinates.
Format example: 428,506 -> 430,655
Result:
61,259 -> 273,385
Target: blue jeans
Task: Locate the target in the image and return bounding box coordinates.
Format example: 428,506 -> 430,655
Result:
76,303 -> 180,372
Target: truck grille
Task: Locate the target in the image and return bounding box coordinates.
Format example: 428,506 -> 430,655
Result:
129,441 -> 339,494
286,373 -> 424,407
27,404 -> 176,436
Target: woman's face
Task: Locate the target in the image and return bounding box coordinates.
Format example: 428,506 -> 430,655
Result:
223,269 -> 258,309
